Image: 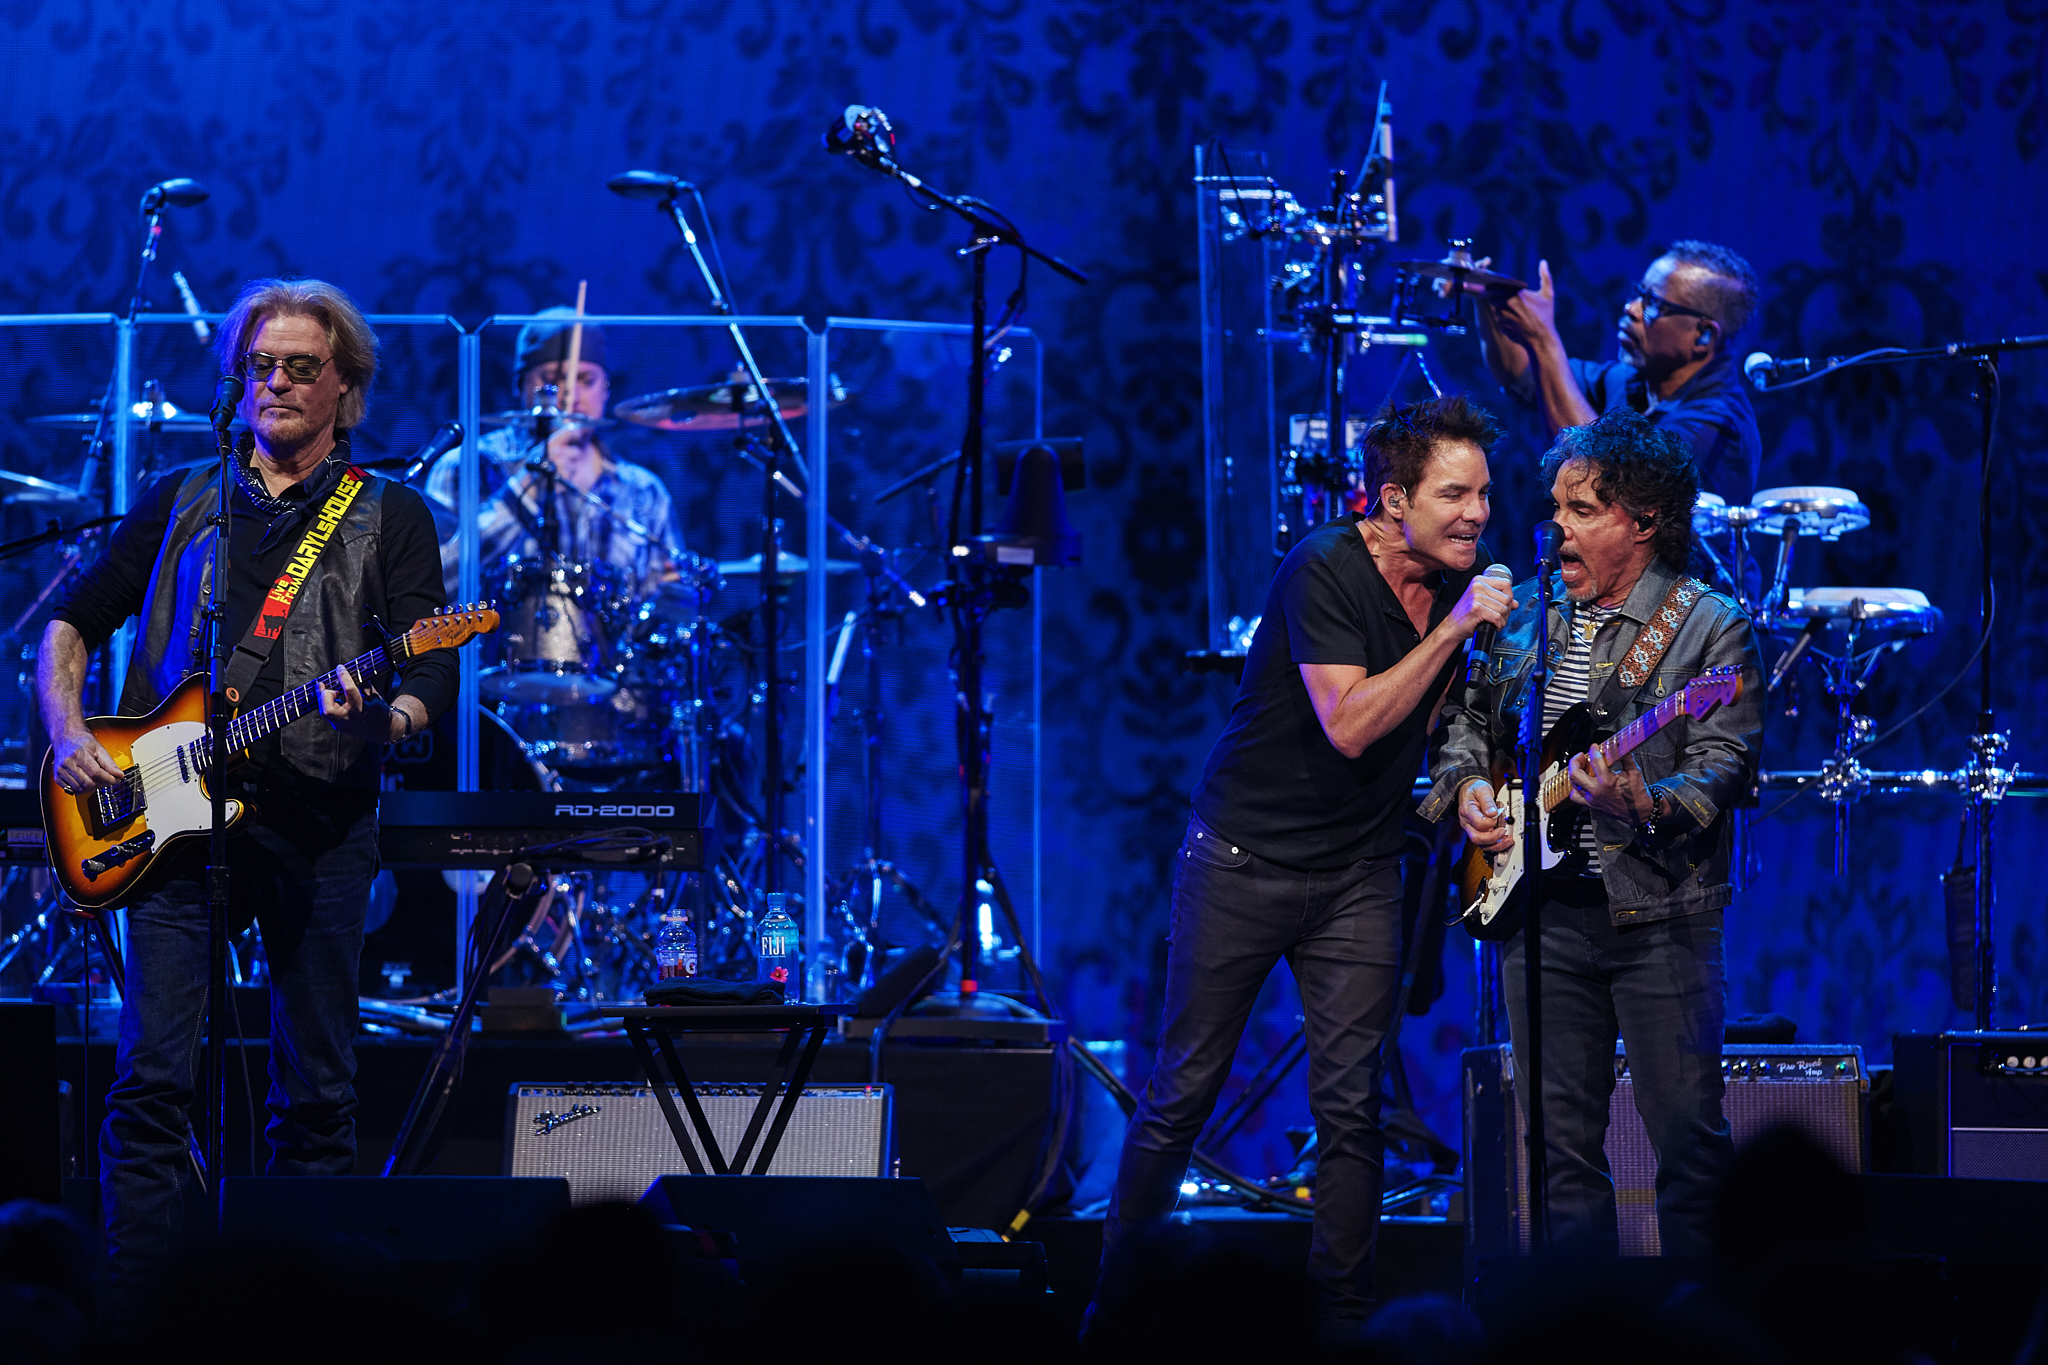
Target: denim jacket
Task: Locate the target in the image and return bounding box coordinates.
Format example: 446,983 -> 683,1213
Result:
1422,556 -> 1763,926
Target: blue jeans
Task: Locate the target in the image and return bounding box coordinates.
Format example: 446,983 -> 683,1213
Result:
1105,812 -> 1403,1317
1502,877 -> 1732,1257
101,793 -> 378,1315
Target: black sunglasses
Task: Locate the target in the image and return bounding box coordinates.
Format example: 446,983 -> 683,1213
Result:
238,351 -> 332,383
1632,283 -> 1715,327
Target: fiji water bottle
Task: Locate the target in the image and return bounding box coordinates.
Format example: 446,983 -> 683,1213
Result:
757,894 -> 799,999
654,909 -> 698,982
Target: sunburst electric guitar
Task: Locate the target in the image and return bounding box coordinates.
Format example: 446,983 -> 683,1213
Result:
1455,665 -> 1743,940
42,604 -> 500,910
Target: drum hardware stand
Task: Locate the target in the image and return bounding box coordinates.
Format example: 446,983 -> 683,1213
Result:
1750,331 -> 2048,1030
825,552 -> 945,992
1230,91 -> 1402,549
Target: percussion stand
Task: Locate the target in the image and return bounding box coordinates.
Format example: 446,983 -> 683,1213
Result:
1752,332 -> 2048,1029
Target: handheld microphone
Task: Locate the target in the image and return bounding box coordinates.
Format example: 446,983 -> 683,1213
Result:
172,270 -> 210,343
607,170 -> 695,201
1463,562 -> 1515,685
1534,520 -> 1564,571
822,104 -> 895,158
1743,351 -> 1813,387
140,178 -> 209,213
397,421 -> 464,486
210,373 -> 244,432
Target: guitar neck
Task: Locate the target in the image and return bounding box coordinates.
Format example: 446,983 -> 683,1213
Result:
221,638 -> 413,753
1538,688 -> 1688,813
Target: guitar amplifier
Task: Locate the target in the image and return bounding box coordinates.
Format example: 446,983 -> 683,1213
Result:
1466,1042 -> 1867,1260
1893,1032 -> 2048,1179
504,1083 -> 893,1204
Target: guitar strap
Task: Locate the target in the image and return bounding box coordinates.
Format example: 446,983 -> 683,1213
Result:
220,465 -> 370,707
1590,575 -> 1708,715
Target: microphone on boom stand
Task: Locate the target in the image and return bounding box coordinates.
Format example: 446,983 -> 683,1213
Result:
209,373 -> 244,434
395,421 -> 464,486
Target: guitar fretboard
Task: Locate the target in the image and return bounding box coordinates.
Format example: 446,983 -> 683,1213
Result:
1537,687 -> 1690,815
193,636 -> 416,772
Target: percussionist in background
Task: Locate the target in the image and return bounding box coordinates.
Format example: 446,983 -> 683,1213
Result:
427,307 -> 684,598
1473,240 -> 1763,506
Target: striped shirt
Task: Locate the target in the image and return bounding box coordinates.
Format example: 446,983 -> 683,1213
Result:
1544,601 -> 1619,863
425,431 -> 684,601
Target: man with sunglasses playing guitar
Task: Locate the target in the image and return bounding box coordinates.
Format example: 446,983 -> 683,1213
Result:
1475,241 -> 1762,504
37,278 -> 455,1322
1423,409 -> 1762,1257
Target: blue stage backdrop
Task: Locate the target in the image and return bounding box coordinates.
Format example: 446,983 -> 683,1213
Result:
3,2 -> 2043,1181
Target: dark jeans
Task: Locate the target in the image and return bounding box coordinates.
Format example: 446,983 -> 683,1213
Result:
1106,812 -> 1403,1317
101,793 -> 378,1317
1502,877 -> 1732,1257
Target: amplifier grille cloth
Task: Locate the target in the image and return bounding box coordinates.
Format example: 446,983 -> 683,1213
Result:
505,1084 -> 892,1204
1951,1127 -> 2048,1181
1503,1050 -> 1866,1257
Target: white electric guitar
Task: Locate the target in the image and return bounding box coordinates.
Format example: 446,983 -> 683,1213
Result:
1455,665 -> 1744,940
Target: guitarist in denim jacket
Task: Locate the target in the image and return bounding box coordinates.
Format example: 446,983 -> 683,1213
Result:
1423,408 -> 1762,1255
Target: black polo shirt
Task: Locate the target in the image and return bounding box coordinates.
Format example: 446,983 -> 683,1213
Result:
1193,513 -> 1480,869
1566,350 -> 1760,502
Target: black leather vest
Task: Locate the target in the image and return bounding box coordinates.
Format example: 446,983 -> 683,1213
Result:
121,463 -> 390,784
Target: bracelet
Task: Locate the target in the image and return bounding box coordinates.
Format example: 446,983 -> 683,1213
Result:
1636,782 -> 1664,837
394,705 -> 415,741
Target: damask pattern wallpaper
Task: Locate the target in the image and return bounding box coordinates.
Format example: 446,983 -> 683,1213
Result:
3,1 -> 2044,1179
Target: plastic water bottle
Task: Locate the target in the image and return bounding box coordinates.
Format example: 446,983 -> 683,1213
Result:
757,893 -> 799,998
654,908 -> 698,982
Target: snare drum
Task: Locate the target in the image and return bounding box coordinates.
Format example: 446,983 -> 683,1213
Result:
480,555 -> 630,705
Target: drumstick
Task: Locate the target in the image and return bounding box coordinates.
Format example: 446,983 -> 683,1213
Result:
560,279 -> 587,418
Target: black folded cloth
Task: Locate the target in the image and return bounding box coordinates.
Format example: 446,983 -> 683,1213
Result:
643,977 -> 785,1007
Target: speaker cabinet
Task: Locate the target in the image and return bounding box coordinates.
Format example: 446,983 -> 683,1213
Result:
504,1083 -> 893,1203
1893,1032 -> 2048,1179
1465,1042 -> 1868,1259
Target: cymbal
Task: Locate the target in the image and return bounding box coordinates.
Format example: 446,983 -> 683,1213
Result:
715,552 -> 860,579
478,406 -> 611,434
27,407 -> 214,432
0,468 -> 92,500
1396,259 -> 1528,292
613,375 -> 851,432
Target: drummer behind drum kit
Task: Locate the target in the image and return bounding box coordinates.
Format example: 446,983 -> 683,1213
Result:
1691,483 -> 1942,872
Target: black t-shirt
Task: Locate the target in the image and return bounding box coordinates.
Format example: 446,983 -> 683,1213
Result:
1193,514 -> 1479,869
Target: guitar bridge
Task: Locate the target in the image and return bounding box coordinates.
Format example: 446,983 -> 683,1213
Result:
91,767 -> 145,834
82,829 -> 155,881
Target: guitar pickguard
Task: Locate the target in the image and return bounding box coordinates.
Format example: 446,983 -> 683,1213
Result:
125,722 -> 241,848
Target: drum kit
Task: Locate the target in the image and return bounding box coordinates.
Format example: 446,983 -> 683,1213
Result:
1693,484 -> 1942,871
369,367 -> 939,1013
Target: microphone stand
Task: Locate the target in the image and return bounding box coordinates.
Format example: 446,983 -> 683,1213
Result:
203,377 -> 243,1205
832,129 -> 1085,1004
1752,332 -> 2048,1030
625,180 -> 931,913
1521,523 -> 1562,1251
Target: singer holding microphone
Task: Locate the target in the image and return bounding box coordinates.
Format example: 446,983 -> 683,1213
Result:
1097,396 -> 1512,1331
36,277 -> 454,1324
1424,408 -> 1763,1257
